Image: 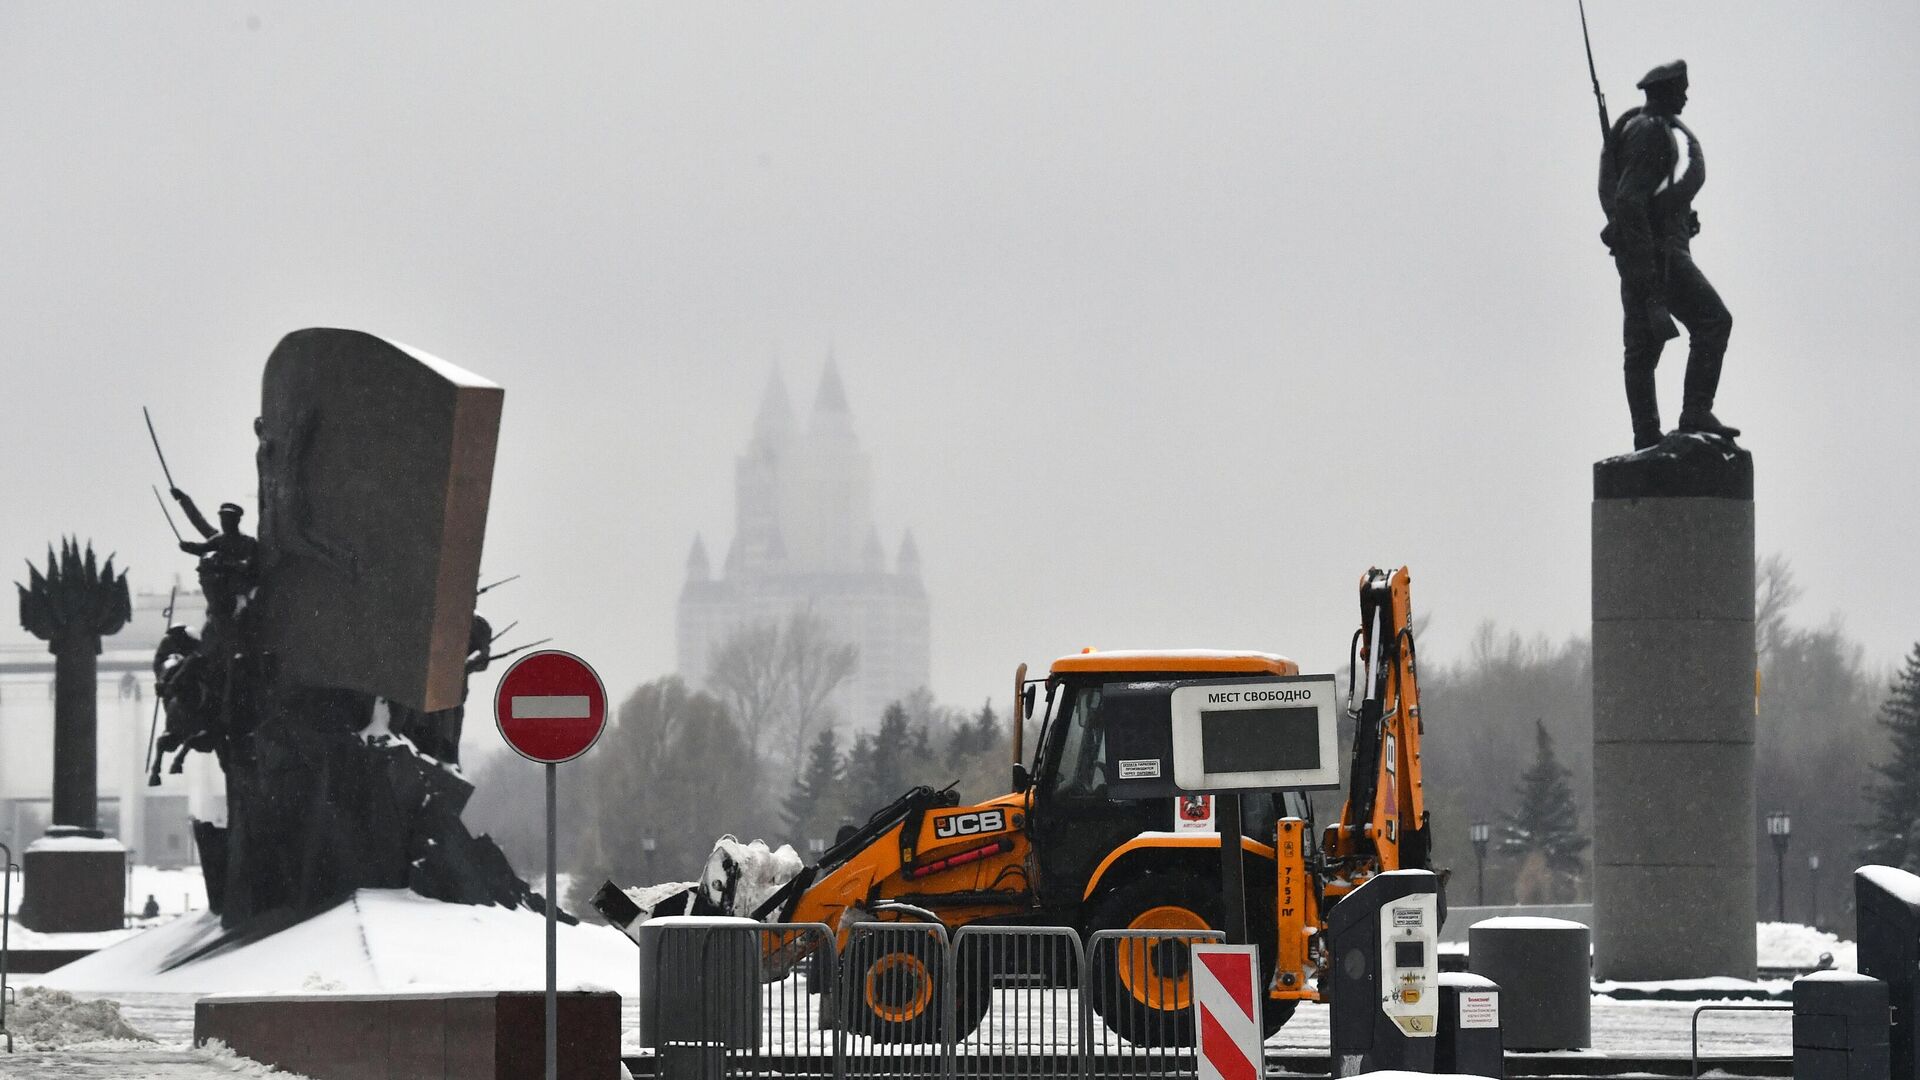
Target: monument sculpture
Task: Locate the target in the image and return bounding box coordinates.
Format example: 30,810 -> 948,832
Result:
12,540 -> 132,932
144,327 -> 561,941
1596,59 -> 1738,451
1582,33 -> 1758,979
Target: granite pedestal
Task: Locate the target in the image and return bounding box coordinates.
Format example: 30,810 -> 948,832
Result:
1591,434 -> 1756,981
14,831 -> 126,933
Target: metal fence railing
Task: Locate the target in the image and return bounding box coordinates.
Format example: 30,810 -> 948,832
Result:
638,920 -> 1225,1080
643,921 -> 837,1080
1083,927 -> 1225,1079
836,920 -> 952,1079
950,925 -> 1085,1078
1,843 -> 14,1055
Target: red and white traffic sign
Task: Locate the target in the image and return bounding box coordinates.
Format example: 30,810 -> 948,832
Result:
1191,944 -> 1263,1080
494,649 -> 607,764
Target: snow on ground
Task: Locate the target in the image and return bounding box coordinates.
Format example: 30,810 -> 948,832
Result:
34,888 -> 638,996
1757,920 -> 1855,970
2,986 -> 152,1050
0,1042 -> 316,1079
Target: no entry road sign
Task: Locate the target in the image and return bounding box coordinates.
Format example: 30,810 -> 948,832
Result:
494,649 -> 607,764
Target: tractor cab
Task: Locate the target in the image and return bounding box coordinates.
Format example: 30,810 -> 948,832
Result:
1020,650 -> 1315,920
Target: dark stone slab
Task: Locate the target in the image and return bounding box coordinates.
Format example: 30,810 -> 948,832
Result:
195,991 -> 621,1080
4,948 -> 99,973
15,842 -> 125,932
1593,432 -> 1753,500
1592,619 -> 1756,744
1592,497 -> 1755,621
1594,861 -> 1757,980
256,329 -> 503,714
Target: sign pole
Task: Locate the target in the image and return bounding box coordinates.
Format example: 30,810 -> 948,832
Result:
546,761 -> 558,1080
1218,791 -> 1248,945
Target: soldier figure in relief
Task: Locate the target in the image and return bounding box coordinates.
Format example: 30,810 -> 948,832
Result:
1600,60 -> 1740,451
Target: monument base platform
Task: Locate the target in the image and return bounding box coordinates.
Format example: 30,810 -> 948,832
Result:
16,832 -> 126,933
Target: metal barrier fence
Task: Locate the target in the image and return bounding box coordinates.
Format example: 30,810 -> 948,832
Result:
1084,927 -> 1224,1079
644,921 -> 838,1080
836,920 -> 952,1079
643,921 -> 1223,1080
1,843 -> 13,1054
950,925 -> 1085,1078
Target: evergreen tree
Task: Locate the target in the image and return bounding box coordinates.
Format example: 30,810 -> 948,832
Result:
842,731 -> 879,821
866,701 -> 913,807
1862,644 -> 1920,870
1498,719 -> 1590,902
784,726 -> 843,839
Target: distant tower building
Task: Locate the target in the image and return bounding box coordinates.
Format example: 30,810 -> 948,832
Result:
678,359 -> 931,730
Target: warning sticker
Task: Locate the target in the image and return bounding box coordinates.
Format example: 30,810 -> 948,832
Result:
1118,758 -> 1161,780
1459,991 -> 1499,1029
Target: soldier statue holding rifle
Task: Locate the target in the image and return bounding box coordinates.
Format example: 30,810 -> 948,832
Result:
1578,5 -> 1742,452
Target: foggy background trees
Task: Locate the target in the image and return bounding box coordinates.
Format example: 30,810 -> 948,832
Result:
465,553 -> 1900,932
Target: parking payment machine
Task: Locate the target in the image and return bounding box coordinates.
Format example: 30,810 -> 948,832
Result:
1327,869 -> 1443,1076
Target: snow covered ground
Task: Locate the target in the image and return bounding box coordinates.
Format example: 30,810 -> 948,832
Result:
3,903 -> 1822,1074
35,889 -> 637,996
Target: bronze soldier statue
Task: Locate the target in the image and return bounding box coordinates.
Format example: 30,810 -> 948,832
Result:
170,489 -> 260,621
1600,60 -> 1739,450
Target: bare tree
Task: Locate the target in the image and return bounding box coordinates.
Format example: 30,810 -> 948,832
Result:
707,620 -> 791,761
1755,553 -> 1802,662
702,608 -> 859,775
780,609 -> 859,766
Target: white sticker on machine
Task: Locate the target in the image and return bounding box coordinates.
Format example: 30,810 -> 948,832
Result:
1118,758 -> 1162,779
1392,907 -> 1424,928
1459,991 -> 1499,1029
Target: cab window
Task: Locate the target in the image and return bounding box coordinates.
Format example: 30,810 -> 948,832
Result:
1047,686 -> 1106,799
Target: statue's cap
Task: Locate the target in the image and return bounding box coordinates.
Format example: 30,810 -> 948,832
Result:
218,502 -> 244,516
1637,59 -> 1688,90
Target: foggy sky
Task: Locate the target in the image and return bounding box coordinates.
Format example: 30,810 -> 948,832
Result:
3,3 -> 1916,757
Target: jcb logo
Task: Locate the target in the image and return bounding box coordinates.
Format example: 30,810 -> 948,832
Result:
933,809 -> 1006,839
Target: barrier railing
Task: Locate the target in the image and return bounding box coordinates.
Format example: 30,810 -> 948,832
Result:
1083,927 -> 1224,1079
1,843 -> 13,1054
950,925 -> 1086,1078
644,921 -> 837,1080
836,920 -> 953,1079
639,921 -> 1222,1080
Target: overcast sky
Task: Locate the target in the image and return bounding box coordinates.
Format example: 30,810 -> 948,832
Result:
3,3 -> 1915,753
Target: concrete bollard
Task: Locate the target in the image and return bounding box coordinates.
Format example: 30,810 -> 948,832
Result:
1857,865 -> 1920,1079
1436,972 -> 1503,1077
1794,970 -> 1889,1080
1467,917 -> 1590,1051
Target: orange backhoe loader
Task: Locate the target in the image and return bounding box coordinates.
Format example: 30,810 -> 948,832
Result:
595,566 -> 1434,1046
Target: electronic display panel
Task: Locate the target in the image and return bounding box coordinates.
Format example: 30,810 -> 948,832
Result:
1169,674 -> 1340,791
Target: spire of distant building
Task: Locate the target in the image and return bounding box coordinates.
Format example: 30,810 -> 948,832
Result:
687,535 -> 711,583
897,530 -> 922,578
812,354 -> 853,437
753,367 -> 795,451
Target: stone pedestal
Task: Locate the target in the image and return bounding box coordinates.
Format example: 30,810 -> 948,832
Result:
16,830 -> 126,932
1591,434 -> 1756,981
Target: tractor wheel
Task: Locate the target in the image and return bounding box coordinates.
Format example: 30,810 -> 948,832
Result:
844,933 -> 946,1044
1085,874 -> 1297,1048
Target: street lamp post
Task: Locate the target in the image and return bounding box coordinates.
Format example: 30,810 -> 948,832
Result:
1808,853 -> 1822,929
1765,810 -> 1792,922
1470,822 -> 1491,905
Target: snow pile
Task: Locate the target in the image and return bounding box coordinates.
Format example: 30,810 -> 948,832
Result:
701,836 -> 802,916
3,986 -> 153,1050
37,889 -> 639,995
199,1039 -> 318,1078
1757,921 -> 1855,971
24,834 -> 126,854
622,879 -> 702,920
618,835 -> 802,924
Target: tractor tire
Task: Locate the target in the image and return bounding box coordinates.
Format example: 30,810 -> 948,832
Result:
843,932 -> 947,1045
1085,874 -> 1297,1048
